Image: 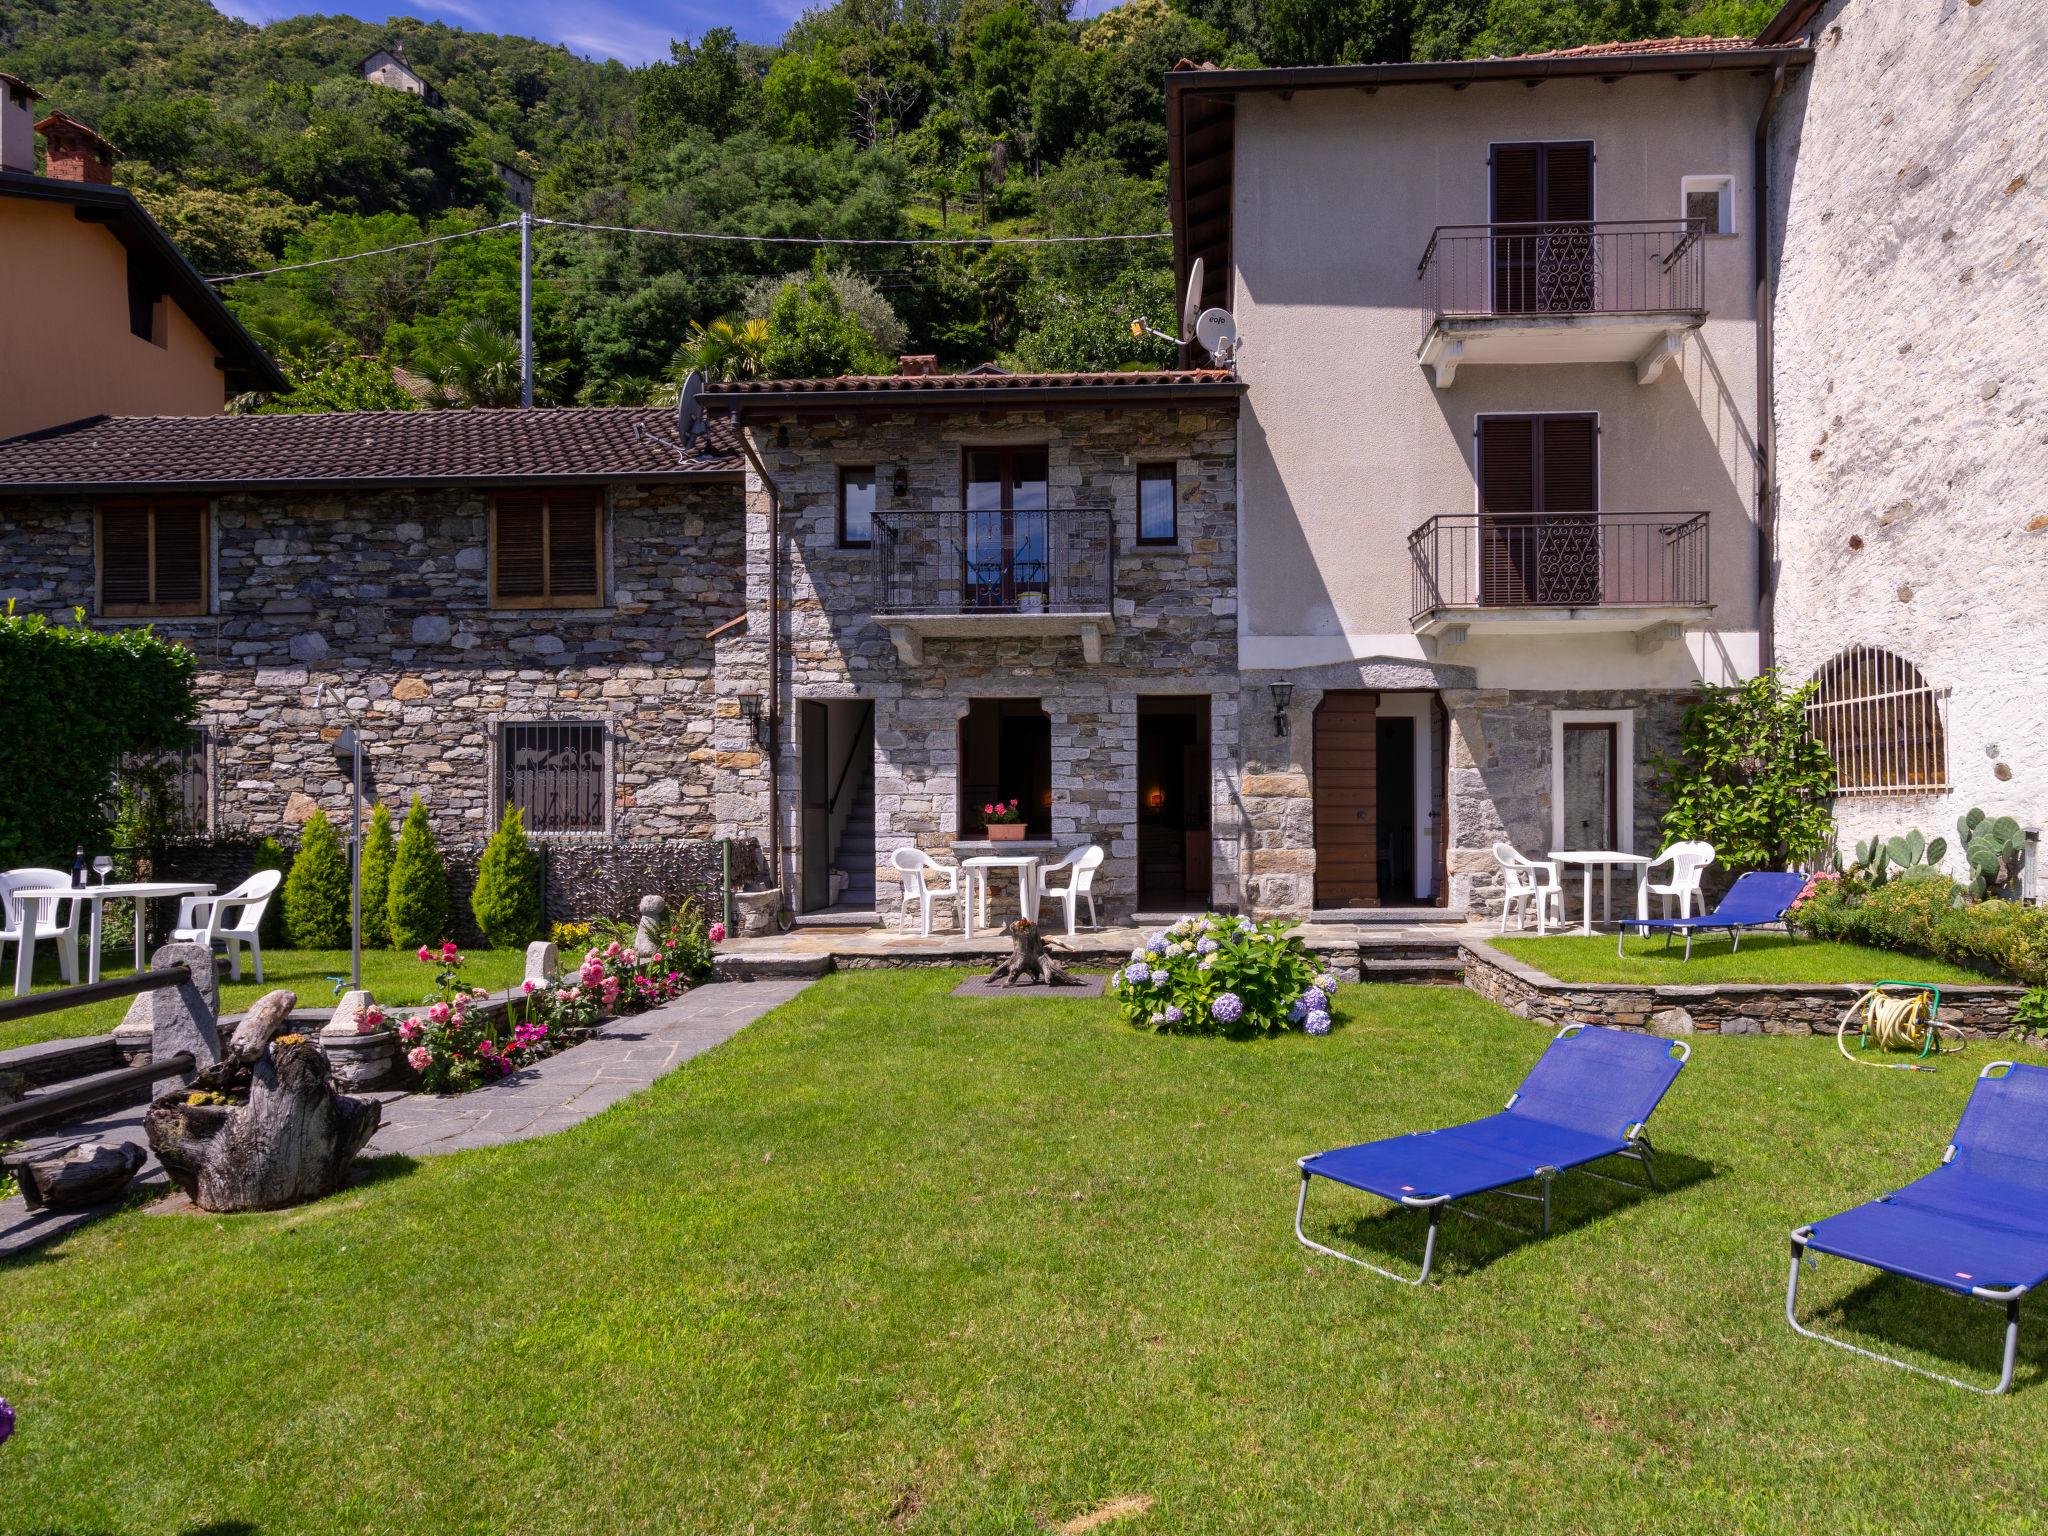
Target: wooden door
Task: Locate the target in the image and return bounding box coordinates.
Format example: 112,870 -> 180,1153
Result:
1491,141 -> 1594,313
1314,691 -> 1379,909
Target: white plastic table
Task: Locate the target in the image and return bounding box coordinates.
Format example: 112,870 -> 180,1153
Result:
959,855 -> 1042,937
1548,852 -> 1652,936
10,880 -> 216,996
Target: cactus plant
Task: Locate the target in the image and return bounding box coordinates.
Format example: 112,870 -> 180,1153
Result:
1957,808 -> 2025,899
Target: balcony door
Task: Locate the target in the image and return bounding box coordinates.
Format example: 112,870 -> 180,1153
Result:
1491,141 -> 1594,314
964,447 -> 1048,611
1477,414 -> 1600,605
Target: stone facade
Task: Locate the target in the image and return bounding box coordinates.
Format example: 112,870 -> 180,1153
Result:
730,402 -> 1243,928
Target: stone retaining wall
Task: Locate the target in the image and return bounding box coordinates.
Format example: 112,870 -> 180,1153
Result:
1463,939 -> 2027,1038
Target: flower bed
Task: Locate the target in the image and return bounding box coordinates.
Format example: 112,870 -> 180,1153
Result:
1109,914 -> 1337,1035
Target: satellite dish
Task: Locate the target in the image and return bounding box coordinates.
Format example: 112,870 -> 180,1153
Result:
1181,257 -> 1206,343
1194,307 -> 1239,365
677,369 -> 709,449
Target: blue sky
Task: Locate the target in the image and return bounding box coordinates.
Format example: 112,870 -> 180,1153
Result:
212,1 -> 1126,67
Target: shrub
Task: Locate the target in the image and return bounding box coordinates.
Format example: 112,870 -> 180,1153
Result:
550,919 -> 593,950
1789,875 -> 2048,987
386,796 -> 449,951
251,835 -> 291,948
1650,672 -> 1836,872
359,802 -> 396,949
1854,875 -> 1965,956
1108,913 -> 1333,1036
282,809 -> 351,948
470,804 -> 544,948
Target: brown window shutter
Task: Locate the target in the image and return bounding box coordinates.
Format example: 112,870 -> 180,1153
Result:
1544,143 -> 1593,222
545,491 -> 601,600
100,504 -> 153,610
1492,144 -> 1540,223
1538,417 -> 1598,511
493,494 -> 546,602
151,502 -> 207,607
1478,418 -> 1535,513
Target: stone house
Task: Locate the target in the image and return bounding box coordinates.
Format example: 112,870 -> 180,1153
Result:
359,49 -> 444,109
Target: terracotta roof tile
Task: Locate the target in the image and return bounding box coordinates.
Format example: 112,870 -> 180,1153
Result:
1500,35 -> 1757,61
0,408 -> 743,492
702,368 -> 1237,399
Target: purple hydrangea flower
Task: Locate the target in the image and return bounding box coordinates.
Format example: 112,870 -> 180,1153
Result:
1122,962 -> 1152,985
1304,1010 -> 1332,1036
0,1397 -> 12,1446
1314,972 -> 1339,993
1164,1005 -> 1185,1024
1301,987 -> 1329,1012
1288,998 -> 1307,1023
1147,934 -> 1169,954
1196,937 -> 1220,955
1211,991 -> 1243,1024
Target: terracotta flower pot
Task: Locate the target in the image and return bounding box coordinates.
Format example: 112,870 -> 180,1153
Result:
985,822 -> 1028,841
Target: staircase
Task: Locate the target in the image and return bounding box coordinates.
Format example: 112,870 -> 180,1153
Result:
831,757 -> 876,910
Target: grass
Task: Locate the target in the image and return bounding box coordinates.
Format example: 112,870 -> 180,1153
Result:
0,947 -> 528,1053
1492,931 -> 1997,987
5,970 -> 2047,1533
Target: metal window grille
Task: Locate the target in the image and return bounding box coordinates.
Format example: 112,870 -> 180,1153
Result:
117,732 -> 209,837
503,722 -> 606,833
1805,646 -> 1950,797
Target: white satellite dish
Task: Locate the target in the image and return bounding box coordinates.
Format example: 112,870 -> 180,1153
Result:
1180,257 -> 1205,343
677,369 -> 709,449
1194,306 -> 1239,365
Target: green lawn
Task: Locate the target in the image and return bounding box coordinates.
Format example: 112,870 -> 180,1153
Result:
0,947 -> 527,1053
4,970 -> 2044,1532
1493,931 -> 1997,987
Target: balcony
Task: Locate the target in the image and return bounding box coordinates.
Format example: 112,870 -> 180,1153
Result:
1415,221 -> 1707,387
1408,511 -> 1712,651
871,506 -> 1116,664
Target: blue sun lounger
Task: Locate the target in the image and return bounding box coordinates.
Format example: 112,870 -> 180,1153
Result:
1788,1060 -> 2048,1394
1295,1023 -> 1690,1284
1620,870 -> 1808,960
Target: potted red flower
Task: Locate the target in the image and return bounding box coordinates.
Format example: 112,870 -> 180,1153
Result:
982,798 -> 1027,841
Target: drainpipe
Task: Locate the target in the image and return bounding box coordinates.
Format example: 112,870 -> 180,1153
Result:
735,418 -> 785,900
1753,62 -> 1791,676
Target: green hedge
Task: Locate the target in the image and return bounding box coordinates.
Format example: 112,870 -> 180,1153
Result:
283,809 -> 351,948
1794,875 -> 2048,986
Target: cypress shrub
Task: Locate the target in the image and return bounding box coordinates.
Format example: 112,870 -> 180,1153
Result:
251,835 -> 291,948
386,795 -> 448,950
283,809 -> 351,948
470,804 -> 544,949
359,802 -> 396,949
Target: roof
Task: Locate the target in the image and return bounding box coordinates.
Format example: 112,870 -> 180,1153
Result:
34,110 -> 116,155
0,408 -> 745,494
0,170 -> 287,393
701,369 -> 1241,409
1757,0 -> 1829,47
0,72 -> 42,101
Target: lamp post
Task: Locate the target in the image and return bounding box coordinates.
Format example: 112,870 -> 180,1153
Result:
331,727 -> 363,991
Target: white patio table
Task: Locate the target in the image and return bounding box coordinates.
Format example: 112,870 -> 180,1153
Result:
10,880 -> 216,997
1548,852 -> 1652,937
958,854 -> 1043,937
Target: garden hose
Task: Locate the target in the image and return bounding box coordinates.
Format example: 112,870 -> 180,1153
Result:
1836,984 -> 1961,1071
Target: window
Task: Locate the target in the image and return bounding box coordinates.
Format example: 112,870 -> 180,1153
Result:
1137,463 -> 1178,545
1491,141 -> 1594,314
491,490 -> 603,608
839,466 -> 876,547
1476,414 -> 1599,605
97,500 -> 208,617
962,446 -> 1049,610
1806,647 -> 1949,796
116,730 -> 210,838
502,722 -> 607,833
1681,175 -> 1734,236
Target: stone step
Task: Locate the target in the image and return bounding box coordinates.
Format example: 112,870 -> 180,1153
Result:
0,1033 -> 125,1090
713,952 -> 836,981
794,906 -> 882,929
1358,957 -> 1467,984
1312,906 -> 1470,926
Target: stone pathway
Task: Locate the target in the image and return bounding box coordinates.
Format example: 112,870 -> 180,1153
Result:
0,978 -> 811,1259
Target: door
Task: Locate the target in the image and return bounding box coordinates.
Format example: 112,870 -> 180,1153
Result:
799,701 -> 831,911
1491,141 -> 1594,314
1478,415 -> 1600,605
964,447 -> 1049,611
1314,691 -> 1378,909
1561,722 -> 1619,850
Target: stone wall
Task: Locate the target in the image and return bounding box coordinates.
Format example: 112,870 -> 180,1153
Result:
1768,0 -> 2048,872
2,478 -> 746,843
735,403 -> 1242,927
1465,938 -> 2026,1038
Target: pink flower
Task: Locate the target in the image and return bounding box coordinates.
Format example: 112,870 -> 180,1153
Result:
399,1019 -> 422,1043
522,980 -> 536,993
406,1046 -> 431,1072
442,941 -> 460,960
354,1006 -> 384,1035
708,922 -> 726,944
417,946 -> 432,962
427,1001 -> 451,1025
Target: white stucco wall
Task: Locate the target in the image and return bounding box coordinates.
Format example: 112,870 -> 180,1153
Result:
1230,70 -> 1772,689
1768,0 -> 2048,876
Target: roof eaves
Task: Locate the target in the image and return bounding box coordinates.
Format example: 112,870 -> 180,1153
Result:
0,467 -> 745,497
1163,42 -> 1811,96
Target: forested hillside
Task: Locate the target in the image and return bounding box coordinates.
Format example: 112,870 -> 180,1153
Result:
0,0 -> 1774,408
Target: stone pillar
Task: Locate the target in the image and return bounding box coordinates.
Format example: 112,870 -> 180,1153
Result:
524,939 -> 559,986
112,942 -> 220,1081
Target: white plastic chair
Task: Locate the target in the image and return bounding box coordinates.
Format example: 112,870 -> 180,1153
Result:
1492,842 -> 1563,935
1641,841 -> 1716,926
1038,845 -> 1104,936
0,868 -> 82,984
889,847 -> 960,937
173,868 -> 281,982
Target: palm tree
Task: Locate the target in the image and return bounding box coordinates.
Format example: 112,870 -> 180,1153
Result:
672,316 -> 770,384
420,320 -> 524,408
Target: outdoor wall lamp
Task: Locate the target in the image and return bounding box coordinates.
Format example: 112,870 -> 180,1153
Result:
891,463 -> 910,499
738,692 -> 767,748
1270,681 -> 1294,741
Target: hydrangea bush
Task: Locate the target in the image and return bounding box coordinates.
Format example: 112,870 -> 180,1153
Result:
1109,913 -> 1338,1036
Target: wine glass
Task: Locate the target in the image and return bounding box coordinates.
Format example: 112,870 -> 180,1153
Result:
93,855 -> 114,885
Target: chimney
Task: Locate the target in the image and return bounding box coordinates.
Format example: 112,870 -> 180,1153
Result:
0,73 -> 41,175
36,110 -> 117,186
897,354 -> 938,377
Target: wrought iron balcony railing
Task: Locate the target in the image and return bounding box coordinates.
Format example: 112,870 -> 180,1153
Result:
872,506 -> 1114,617
1408,511 -> 1710,622
1417,220 -> 1707,325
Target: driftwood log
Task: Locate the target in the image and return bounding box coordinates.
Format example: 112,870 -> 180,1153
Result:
144,990 -> 381,1212
7,1139 -> 147,1211
985,919 -> 1084,987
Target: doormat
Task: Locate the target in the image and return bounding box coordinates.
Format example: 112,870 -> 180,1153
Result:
950,973 -> 1108,999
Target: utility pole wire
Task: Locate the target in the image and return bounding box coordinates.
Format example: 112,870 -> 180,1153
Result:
205,221 -> 522,282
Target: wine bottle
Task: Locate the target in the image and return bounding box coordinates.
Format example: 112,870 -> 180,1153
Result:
72,846 -> 87,888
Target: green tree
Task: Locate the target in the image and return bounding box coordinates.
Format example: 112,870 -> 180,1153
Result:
386,796 -> 450,951
1650,673 -> 1838,873
765,47 -> 857,149
418,320 -> 524,407
972,4 -> 1044,145
763,254 -> 894,377
251,835 -> 291,949
640,27 -> 756,152
359,801 -> 397,949
470,805 -> 544,949
256,352 -> 419,414
669,317 -> 771,385
283,808 -> 352,949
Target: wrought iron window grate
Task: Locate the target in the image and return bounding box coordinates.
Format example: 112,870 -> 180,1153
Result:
503,722 -> 607,833
1805,646 -> 1950,798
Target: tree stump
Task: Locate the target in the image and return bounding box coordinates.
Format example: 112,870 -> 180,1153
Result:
7,1139 -> 147,1211
143,989 -> 382,1212
985,919 -> 1083,988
